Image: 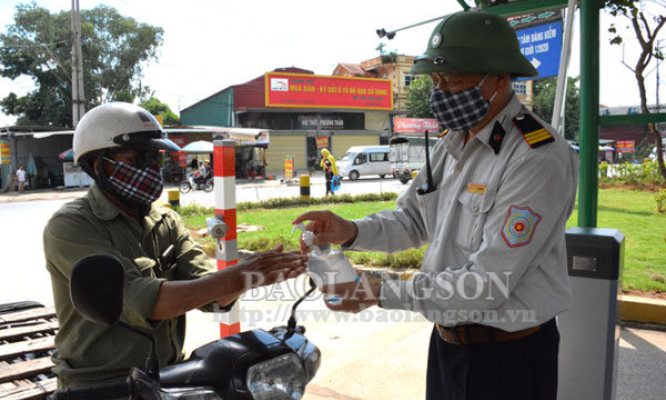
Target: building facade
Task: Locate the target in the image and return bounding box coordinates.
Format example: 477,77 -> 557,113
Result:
181,67 -> 394,175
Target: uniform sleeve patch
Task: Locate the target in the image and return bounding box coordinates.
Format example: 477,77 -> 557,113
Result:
501,205 -> 542,248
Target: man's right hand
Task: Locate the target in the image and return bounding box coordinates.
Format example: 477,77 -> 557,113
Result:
292,211 -> 358,254
234,245 -> 306,290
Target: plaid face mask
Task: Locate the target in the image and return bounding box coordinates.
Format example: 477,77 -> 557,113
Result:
430,74 -> 496,132
104,158 -> 163,206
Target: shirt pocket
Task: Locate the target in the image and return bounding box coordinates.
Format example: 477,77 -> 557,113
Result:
417,189 -> 441,239
133,257 -> 158,278
455,188 -> 496,252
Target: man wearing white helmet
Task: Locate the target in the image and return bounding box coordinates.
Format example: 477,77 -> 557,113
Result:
44,102 -> 306,390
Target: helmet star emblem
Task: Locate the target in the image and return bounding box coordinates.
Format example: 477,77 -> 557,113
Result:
431,33 -> 442,48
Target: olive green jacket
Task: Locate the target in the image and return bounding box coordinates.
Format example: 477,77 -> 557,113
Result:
44,184 -> 217,388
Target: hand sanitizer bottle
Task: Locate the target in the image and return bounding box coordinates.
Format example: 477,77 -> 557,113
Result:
291,223 -> 359,304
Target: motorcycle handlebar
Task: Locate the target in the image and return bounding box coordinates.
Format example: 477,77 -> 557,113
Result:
52,381 -> 130,400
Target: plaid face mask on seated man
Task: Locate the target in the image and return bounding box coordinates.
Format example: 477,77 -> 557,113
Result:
103,157 -> 164,206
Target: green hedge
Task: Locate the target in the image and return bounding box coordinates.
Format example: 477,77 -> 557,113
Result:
176,192 -> 399,217
600,161 -> 664,189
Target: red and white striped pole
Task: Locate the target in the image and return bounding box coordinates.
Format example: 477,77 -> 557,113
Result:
213,139 -> 241,337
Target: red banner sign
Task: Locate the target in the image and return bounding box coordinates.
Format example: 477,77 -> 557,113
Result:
393,118 -> 440,134
616,140 -> 635,153
316,136 -> 329,149
265,72 -> 393,110
169,136 -> 187,148
284,156 -> 294,179
0,141 -> 10,165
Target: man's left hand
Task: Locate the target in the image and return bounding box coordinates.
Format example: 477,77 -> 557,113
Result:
321,274 -> 381,313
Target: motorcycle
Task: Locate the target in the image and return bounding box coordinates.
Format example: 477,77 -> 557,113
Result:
53,254 -> 321,400
179,171 -> 214,193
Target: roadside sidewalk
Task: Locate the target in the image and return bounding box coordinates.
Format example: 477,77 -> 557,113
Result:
0,188 -> 87,203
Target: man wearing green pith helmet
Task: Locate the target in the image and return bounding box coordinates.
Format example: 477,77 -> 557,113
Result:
293,10 -> 579,400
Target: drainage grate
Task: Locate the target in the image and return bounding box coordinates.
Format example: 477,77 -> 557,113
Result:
0,302 -> 58,400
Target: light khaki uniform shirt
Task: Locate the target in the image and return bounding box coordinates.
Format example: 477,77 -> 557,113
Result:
44,184 -> 217,388
349,95 -> 580,331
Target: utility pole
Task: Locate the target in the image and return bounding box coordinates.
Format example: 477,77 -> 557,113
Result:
657,40 -> 662,112
71,0 -> 85,127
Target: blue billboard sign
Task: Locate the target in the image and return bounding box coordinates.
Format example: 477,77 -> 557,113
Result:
516,20 -> 563,81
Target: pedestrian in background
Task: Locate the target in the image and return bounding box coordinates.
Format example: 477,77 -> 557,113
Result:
320,148 -> 337,196
10,166 -> 27,193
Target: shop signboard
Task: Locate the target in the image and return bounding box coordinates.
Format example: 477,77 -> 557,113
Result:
316,136 -> 329,149
298,115 -> 344,130
265,72 -> 393,110
393,118 -> 439,134
284,156 -> 295,179
616,140 -> 635,153
176,151 -> 188,167
169,136 -> 187,148
0,141 -> 10,164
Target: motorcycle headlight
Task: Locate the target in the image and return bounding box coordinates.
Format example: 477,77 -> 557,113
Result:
159,387 -> 221,400
246,353 -> 306,400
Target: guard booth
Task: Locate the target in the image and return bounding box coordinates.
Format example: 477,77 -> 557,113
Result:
558,228 -> 624,400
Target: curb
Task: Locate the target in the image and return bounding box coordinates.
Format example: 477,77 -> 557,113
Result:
354,267 -> 666,326
619,295 -> 666,325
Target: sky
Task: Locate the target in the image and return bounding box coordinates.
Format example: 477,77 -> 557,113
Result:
0,0 -> 664,127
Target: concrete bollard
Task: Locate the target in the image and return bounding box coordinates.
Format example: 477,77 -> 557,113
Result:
167,189 -> 180,208
300,175 -> 310,200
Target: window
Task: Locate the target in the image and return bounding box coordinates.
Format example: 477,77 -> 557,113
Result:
355,153 -> 368,165
370,152 -> 387,162
405,74 -> 418,88
513,81 -> 527,96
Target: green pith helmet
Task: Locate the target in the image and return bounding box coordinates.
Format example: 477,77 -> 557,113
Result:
409,10 -> 538,78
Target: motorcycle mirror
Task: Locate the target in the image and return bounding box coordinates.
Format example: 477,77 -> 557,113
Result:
70,254 -> 125,327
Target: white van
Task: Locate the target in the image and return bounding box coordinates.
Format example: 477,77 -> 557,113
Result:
337,146 -> 391,180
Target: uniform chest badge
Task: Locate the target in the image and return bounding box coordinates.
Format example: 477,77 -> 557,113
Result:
501,205 -> 542,248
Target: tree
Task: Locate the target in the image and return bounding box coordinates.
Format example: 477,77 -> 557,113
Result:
533,76 -> 580,140
0,3 -> 163,127
606,0 -> 666,182
140,97 -> 180,126
406,75 -> 434,118
375,42 -> 398,64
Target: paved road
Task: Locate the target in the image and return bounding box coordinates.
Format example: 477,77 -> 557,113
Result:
0,181 -> 664,399
178,175 -> 408,208
0,198 -> 70,305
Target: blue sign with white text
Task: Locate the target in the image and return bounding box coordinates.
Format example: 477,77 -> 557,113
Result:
516,20 -> 563,81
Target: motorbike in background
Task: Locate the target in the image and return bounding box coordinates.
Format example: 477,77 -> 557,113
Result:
179,170 -> 213,193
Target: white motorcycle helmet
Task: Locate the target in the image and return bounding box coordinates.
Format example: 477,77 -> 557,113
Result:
73,102 -> 180,165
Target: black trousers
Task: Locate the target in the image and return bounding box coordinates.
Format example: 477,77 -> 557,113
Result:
325,179 -> 333,195
426,319 -> 559,400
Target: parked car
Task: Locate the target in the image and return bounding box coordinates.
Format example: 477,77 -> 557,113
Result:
337,146 -> 391,180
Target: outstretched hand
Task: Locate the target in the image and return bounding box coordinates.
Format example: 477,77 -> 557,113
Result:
235,245 -> 307,290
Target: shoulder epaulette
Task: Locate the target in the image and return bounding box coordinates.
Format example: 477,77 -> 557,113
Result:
513,113 -> 554,149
